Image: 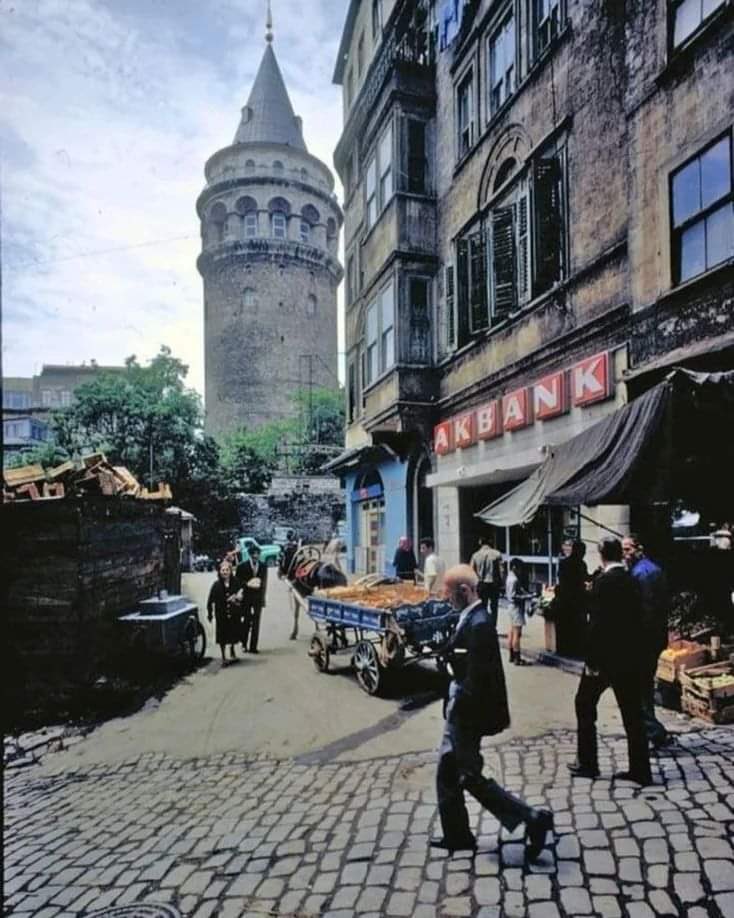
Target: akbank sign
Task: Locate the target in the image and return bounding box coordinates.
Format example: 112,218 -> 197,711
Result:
434,351 -> 613,456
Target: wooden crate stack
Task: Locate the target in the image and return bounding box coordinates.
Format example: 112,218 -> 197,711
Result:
680,659 -> 734,725
3,454 -> 172,503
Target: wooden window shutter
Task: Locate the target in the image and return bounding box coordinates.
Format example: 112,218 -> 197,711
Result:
533,154 -> 563,294
491,205 -> 516,317
517,193 -> 530,302
469,229 -> 489,332
445,265 -> 456,349
456,238 -> 470,343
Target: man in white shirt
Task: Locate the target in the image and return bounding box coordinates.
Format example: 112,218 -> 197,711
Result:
420,538 -> 446,596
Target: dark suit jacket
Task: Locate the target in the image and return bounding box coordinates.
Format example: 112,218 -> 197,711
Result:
586,565 -> 643,675
444,602 -> 510,737
236,560 -> 268,607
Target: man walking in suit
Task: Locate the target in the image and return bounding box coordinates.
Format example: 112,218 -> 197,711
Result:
433,564 -> 553,860
622,534 -> 671,749
237,546 -> 268,653
568,537 -> 653,785
470,536 -> 503,630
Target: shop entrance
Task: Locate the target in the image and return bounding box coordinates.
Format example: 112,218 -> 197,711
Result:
413,454 -> 434,545
358,498 -> 385,574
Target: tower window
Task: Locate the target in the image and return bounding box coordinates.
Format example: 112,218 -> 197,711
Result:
243,287 -> 256,308
300,221 -> 311,243
245,212 -> 258,237
273,160 -> 284,174
245,159 -> 256,173
272,212 -> 287,238
306,294 -> 317,316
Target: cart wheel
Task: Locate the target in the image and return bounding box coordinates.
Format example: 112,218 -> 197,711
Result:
308,633 -> 330,673
353,640 -> 382,696
181,619 -> 206,662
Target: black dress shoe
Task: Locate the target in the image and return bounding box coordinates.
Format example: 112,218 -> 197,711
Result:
567,762 -> 600,779
429,835 -> 477,856
613,770 -> 653,786
525,810 -> 554,862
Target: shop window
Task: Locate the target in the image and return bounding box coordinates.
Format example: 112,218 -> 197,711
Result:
488,10 -> 515,117
407,119 -> 427,194
457,69 -> 475,160
671,132 -> 733,283
672,0 -> 725,48
533,0 -> 564,58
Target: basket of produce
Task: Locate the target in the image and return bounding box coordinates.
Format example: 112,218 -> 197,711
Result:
656,640 -> 709,684
680,660 -> 734,724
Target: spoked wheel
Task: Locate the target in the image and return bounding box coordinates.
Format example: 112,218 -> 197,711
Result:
180,618 -> 207,662
353,640 -> 382,695
308,633 -> 330,672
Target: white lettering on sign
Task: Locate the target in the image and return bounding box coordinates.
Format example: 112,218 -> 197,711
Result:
433,350 -> 614,454
573,352 -> 611,406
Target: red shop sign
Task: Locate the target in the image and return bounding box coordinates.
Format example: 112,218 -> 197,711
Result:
454,413 -> 476,449
534,370 -> 568,420
502,388 -> 532,431
573,352 -> 612,406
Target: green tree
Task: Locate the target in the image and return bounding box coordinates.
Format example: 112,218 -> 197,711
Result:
4,441 -> 70,470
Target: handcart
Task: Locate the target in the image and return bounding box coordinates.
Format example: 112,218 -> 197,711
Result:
118,592 -> 207,662
306,580 -> 459,695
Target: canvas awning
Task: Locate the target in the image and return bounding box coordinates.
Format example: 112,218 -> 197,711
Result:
321,443 -> 397,475
476,368 -> 734,526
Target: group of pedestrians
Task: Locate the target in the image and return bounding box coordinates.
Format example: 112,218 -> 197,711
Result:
206,548 -> 269,664
431,532 -> 672,862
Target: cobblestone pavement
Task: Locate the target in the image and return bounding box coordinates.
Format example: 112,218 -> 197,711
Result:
5,725 -> 734,917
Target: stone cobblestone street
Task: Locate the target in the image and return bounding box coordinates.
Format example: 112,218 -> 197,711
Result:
5,723 -> 734,917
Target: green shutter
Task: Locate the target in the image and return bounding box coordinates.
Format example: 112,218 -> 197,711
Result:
491,205 -> 516,317
533,154 -> 563,294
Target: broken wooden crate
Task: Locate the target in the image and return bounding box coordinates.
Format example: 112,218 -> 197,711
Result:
655,640 -> 709,684
679,660 -> 734,725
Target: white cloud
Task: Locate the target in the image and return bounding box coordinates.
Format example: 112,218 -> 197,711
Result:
1,0 -> 345,396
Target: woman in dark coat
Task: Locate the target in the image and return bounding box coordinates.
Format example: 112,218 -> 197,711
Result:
207,560 -> 241,664
553,540 -> 589,657
393,536 -> 417,581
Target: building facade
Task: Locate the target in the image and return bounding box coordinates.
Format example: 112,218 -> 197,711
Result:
332,0 -> 733,578
2,363 -> 124,456
198,28 -> 344,439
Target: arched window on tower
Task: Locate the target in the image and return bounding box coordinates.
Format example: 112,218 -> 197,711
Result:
306,294 -> 317,316
236,196 -> 258,239
300,167 -> 309,182
208,202 -> 227,245
300,204 -> 320,244
326,217 -> 337,241
243,287 -> 257,310
245,159 -> 256,174
273,160 -> 284,175
269,197 -> 291,240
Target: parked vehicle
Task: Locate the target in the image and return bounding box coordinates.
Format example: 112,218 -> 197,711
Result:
237,536 -> 282,566
192,553 -> 216,572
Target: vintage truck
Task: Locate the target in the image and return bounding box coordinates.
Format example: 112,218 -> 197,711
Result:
237,536 -> 282,566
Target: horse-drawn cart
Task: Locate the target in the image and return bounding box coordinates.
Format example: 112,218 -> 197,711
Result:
306,582 -> 459,695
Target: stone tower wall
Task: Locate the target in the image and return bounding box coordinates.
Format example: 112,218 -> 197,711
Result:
199,141 -> 343,439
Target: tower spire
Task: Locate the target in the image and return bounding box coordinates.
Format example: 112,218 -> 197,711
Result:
265,0 -> 273,43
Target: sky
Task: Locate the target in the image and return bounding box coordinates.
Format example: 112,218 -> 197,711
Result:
0,0 -> 346,397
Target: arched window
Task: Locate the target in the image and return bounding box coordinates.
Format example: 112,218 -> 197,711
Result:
306,294 -> 317,316
299,221 -> 311,243
268,196 -> 291,216
272,212 -> 287,239
326,217 -> 337,240
208,202 -> 227,244
273,160 -> 284,175
493,157 -> 517,192
300,167 -> 309,181
243,287 -> 256,308
236,196 -> 258,238
245,159 -> 256,173
302,204 -> 320,226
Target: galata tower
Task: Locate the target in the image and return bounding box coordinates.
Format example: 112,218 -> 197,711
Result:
197,13 -> 343,438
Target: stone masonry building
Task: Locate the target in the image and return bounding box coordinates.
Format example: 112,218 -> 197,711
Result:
330,0 -> 733,579
197,23 -> 344,439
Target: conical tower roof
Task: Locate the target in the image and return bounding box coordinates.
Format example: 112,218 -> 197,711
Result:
234,43 -> 307,151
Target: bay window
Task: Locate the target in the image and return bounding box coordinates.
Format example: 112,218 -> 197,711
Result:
364,280 -> 395,385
